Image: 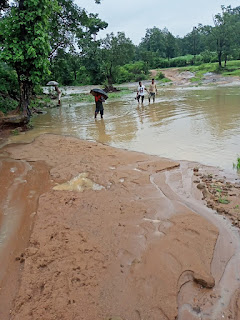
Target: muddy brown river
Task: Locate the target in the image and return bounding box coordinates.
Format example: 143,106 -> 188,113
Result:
6,84 -> 240,173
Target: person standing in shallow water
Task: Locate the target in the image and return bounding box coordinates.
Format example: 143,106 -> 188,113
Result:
54,85 -> 62,106
148,78 -> 157,103
94,94 -> 105,119
136,81 -> 148,104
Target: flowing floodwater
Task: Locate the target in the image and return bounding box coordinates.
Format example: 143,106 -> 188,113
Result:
6,85 -> 240,172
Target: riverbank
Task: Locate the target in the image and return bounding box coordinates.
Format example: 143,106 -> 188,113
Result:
1,134 -> 240,320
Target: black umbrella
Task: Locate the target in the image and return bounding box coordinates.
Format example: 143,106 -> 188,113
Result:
90,88 -> 108,100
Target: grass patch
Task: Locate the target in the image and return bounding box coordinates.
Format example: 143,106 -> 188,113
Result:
155,71 -> 171,83
214,186 -> 230,205
221,60 -> 240,77
67,88 -> 131,103
68,93 -> 93,103
11,128 -> 20,136
233,157 -> 240,171
108,88 -> 131,99
181,63 -> 220,82
160,78 -> 171,83
30,95 -> 53,110
218,197 -> 230,204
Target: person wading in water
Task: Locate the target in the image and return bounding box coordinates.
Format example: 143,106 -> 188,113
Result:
136,81 -> 148,104
94,94 -> 105,119
54,85 -> 62,106
148,78 -> 157,103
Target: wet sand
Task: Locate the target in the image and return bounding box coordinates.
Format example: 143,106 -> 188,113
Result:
1,134 -> 240,319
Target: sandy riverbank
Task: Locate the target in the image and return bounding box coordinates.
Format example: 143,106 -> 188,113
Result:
0,134 -> 240,320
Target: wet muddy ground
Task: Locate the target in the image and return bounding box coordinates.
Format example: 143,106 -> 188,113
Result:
0,134 -> 240,320
1,72 -> 240,319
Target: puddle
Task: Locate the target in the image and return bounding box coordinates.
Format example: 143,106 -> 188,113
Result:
0,158 -> 51,319
53,172 -> 104,192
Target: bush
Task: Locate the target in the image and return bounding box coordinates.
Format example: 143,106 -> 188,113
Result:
169,57 -> 188,67
0,63 -> 19,99
0,62 -> 19,114
76,66 -> 92,85
115,61 -> 149,84
156,71 -> 165,80
153,58 -> 170,68
0,95 -> 18,114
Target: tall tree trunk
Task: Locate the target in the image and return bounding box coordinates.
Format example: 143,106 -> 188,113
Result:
218,51 -> 222,67
107,65 -> 113,86
224,55 -> 227,67
18,75 -> 32,121
107,74 -> 113,86
17,0 -> 31,122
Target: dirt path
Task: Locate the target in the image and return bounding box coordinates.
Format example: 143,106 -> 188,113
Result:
150,68 -> 195,85
1,134 -> 240,320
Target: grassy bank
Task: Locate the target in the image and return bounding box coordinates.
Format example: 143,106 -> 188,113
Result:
180,60 -> 240,82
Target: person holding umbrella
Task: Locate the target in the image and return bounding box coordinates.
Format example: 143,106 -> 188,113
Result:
90,89 -> 108,119
46,81 -> 61,106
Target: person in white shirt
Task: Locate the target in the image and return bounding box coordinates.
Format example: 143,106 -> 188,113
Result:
136,81 -> 148,103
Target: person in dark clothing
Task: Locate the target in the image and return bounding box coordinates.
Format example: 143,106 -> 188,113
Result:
94,94 -> 105,119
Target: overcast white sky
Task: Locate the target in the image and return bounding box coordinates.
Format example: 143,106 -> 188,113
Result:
75,0 -> 239,44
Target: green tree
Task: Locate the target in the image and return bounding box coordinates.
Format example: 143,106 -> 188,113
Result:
49,1 -> 107,85
0,0 -> 58,119
50,49 -> 75,85
204,6 -> 238,67
180,25 -> 206,57
76,12 -> 108,84
101,32 -> 135,85
79,38 -> 105,84
49,1 -> 106,58
139,27 -> 166,55
0,0 -> 105,118
162,28 -> 177,60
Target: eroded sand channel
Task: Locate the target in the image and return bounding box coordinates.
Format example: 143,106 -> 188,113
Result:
0,134 -> 240,320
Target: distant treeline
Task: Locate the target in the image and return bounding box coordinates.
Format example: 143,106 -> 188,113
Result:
49,5 -> 240,86
0,1 -> 240,116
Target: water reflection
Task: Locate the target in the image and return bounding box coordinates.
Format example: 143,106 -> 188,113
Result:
90,119 -> 111,143
6,86 -> 240,171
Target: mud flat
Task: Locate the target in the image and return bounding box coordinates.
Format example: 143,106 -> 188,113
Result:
0,134 -> 240,320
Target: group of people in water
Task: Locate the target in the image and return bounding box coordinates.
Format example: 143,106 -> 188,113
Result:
136,78 -> 158,104
53,79 -> 158,120
93,78 -> 158,119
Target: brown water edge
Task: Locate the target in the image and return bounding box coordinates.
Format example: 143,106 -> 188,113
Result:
0,134 -> 240,320
0,155 -> 52,319
157,162 -> 240,319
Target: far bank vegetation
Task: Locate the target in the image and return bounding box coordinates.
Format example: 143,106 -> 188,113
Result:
0,2 -> 240,118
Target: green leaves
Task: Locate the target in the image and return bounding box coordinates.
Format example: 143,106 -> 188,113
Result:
101,32 -> 135,85
0,0 -> 56,85
49,0 -> 107,57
